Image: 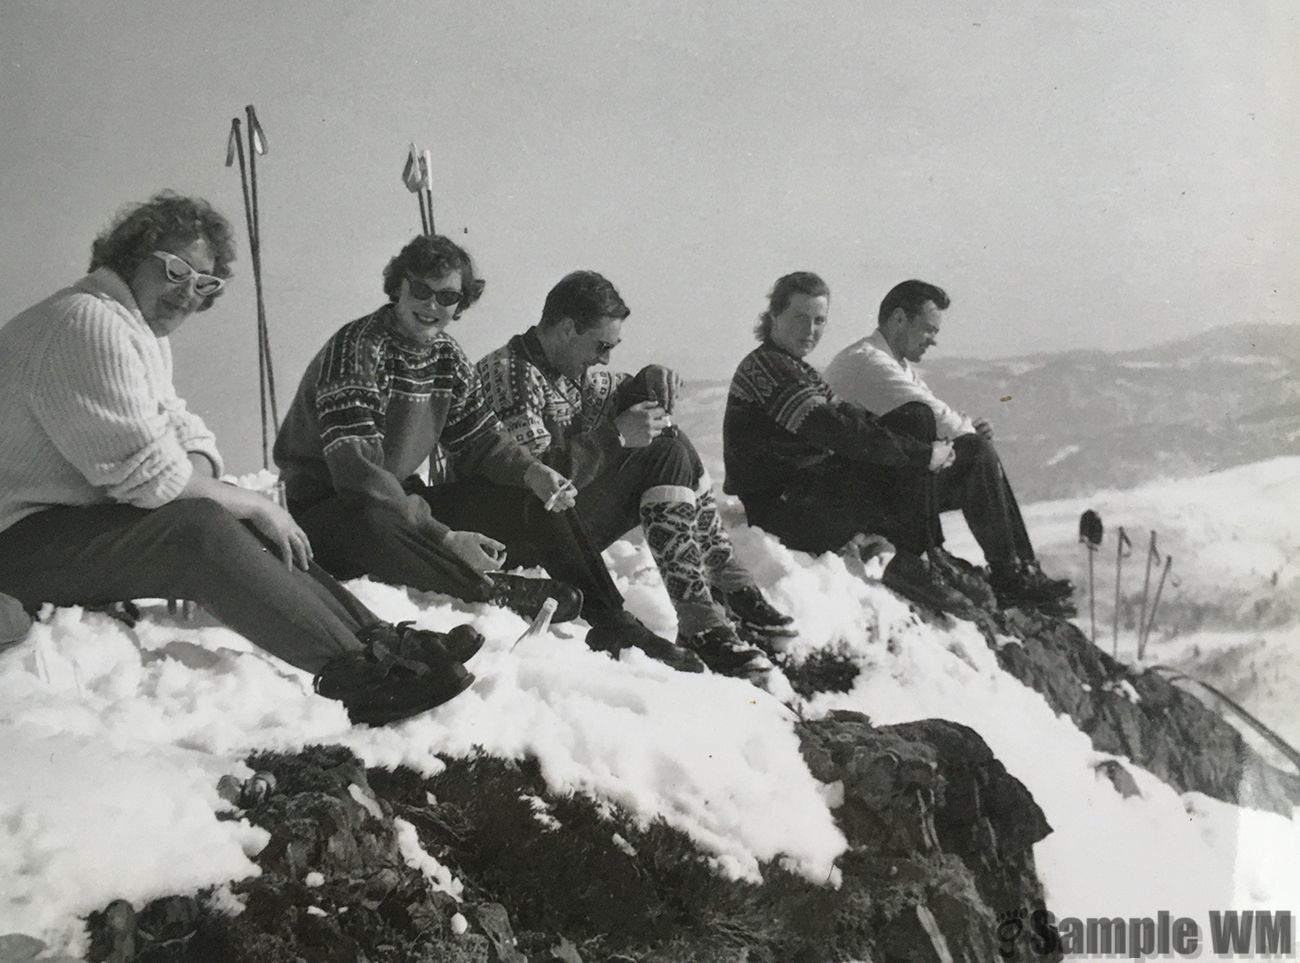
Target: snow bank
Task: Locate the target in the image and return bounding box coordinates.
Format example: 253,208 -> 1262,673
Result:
945,455 -> 1300,749
0,540 -> 845,952
944,456 -> 1300,617
3,459 -> 1299,957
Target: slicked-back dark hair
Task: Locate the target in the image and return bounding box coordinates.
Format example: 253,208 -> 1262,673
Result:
539,270 -> 630,333
382,234 -> 484,315
89,191 -> 236,313
877,279 -> 949,327
755,271 -> 830,340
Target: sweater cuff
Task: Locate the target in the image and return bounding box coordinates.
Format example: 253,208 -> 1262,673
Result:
928,441 -> 955,472
422,517 -> 452,543
120,453 -> 194,509
409,494 -> 452,542
187,448 -> 222,479
175,425 -> 224,477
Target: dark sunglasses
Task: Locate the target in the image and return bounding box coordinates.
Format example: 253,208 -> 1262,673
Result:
406,276 -> 464,307
151,251 -> 225,296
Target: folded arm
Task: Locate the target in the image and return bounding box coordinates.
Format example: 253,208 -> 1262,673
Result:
829,348 -> 974,439
796,401 -> 934,470
440,363 -> 537,486
316,366 -> 453,541
744,352 -> 934,471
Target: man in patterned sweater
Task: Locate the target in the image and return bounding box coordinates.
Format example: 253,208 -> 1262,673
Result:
476,270 -> 794,679
275,237 -> 700,671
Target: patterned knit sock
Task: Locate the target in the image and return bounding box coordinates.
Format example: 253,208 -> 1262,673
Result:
693,477 -> 756,594
639,485 -> 727,636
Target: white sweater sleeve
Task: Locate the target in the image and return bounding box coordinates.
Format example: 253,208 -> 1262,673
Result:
25,301 -> 195,507
909,369 -> 976,440
825,342 -> 976,440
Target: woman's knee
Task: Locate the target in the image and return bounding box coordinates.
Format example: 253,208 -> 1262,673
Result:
352,501 -> 412,537
153,498 -> 244,543
298,498 -> 411,546
144,499 -> 268,568
880,402 -> 938,443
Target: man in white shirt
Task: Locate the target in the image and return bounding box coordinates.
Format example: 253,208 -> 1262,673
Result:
824,279 -> 1072,610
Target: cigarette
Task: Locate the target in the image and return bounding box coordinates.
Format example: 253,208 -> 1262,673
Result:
544,481 -> 578,511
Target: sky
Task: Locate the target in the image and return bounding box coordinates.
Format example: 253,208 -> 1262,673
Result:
2,0 -> 1297,472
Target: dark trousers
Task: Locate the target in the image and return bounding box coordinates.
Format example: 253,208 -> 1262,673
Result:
885,405 -> 1035,567
425,436 -> 706,577
293,495 -> 495,604
0,500 -> 374,673
416,480 -> 627,621
571,433 -> 704,551
741,403 -> 939,556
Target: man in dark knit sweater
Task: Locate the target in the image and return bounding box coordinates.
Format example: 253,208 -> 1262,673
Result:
476,271 -> 794,679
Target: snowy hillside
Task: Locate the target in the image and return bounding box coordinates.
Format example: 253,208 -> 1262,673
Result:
943,455 -> 1300,745
2,461 -> 1298,959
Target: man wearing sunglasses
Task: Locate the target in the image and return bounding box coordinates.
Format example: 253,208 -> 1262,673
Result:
274,237 -> 703,672
476,271 -> 796,682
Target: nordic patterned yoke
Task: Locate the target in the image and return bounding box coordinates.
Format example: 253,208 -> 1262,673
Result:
274,305 -> 534,539
476,328 -> 655,489
723,341 -> 932,499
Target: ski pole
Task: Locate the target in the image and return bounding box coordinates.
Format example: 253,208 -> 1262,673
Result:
225,110 -> 277,467
1112,526 -> 1132,657
1079,510 -> 1103,645
226,117 -> 268,467
421,149 -> 435,236
245,105 -> 278,431
1138,555 -> 1173,660
402,144 -> 429,234
1136,531 -> 1159,657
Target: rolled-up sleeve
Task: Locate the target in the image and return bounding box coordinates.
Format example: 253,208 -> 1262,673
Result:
26,307 -> 194,507
161,385 -> 224,477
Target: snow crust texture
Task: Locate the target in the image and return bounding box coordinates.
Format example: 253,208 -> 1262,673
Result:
2,458 -> 1299,957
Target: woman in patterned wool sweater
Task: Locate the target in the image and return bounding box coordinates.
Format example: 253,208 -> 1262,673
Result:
476,270 -> 796,680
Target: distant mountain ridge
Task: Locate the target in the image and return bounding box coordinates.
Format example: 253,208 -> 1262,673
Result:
674,323 -> 1300,501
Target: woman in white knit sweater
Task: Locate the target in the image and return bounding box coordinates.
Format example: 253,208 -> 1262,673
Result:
0,192 -> 479,725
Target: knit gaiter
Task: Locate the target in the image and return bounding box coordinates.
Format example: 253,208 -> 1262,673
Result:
638,484 -> 726,636
692,478 -> 756,594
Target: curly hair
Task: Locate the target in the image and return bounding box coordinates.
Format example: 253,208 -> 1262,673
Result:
382,234 -> 484,316
538,270 -> 630,333
89,191 -> 237,313
755,271 -> 830,340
